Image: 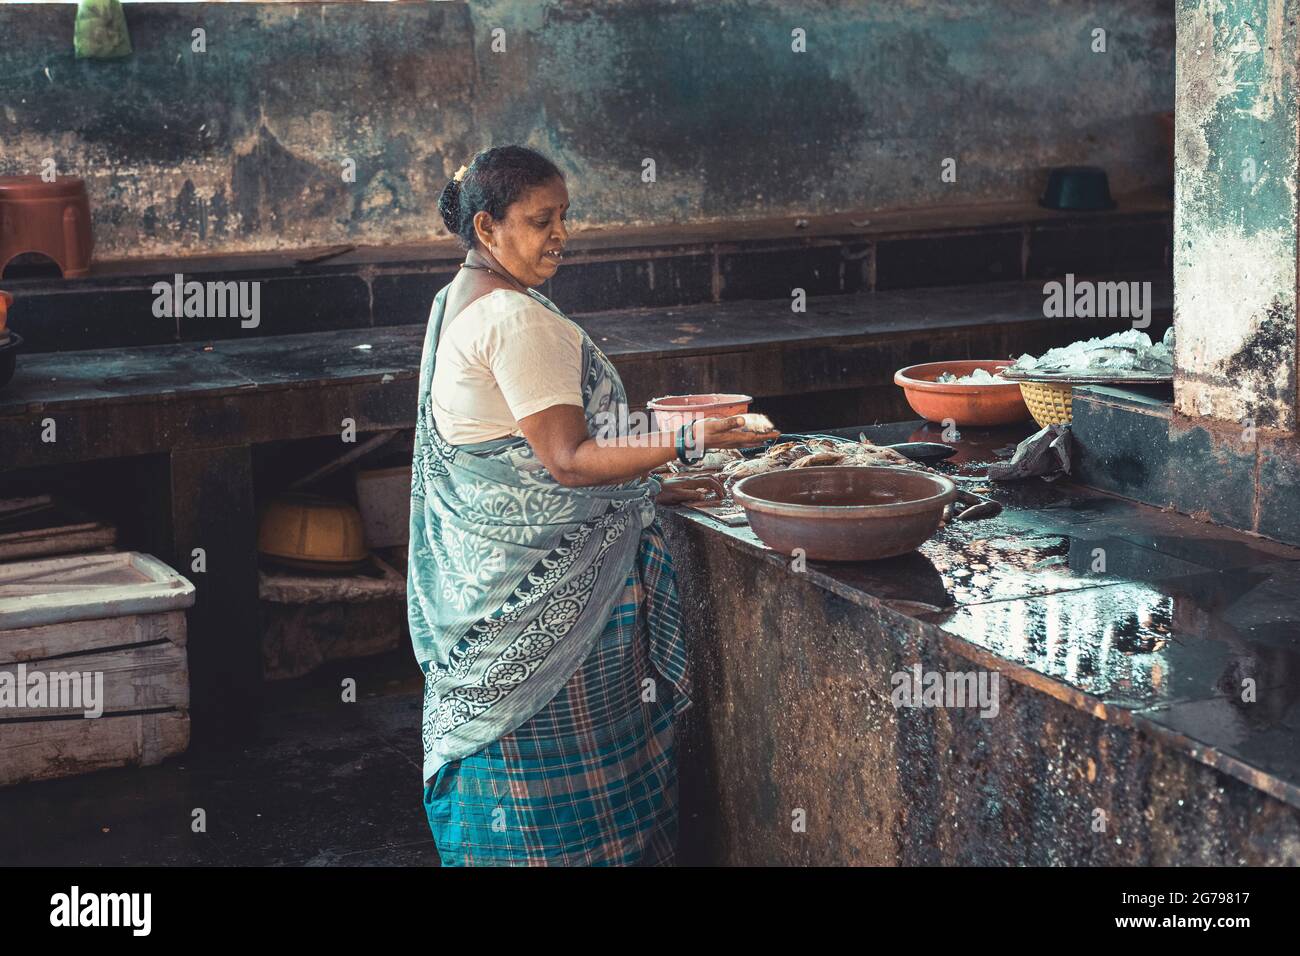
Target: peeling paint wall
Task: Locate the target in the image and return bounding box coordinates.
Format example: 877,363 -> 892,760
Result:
0,1 -> 1173,260
1174,0 -> 1297,430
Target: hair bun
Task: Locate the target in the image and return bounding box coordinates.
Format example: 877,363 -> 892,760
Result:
438,178 -> 463,235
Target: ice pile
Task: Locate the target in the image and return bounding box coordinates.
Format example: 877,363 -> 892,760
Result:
1010,327 -> 1175,375
935,368 -> 1010,385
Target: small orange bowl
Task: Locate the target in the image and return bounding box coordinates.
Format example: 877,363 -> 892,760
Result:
646,393 -> 752,433
893,360 -> 1031,426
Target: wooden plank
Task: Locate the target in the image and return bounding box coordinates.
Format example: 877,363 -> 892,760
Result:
0,641 -> 187,719
295,243 -> 357,265
286,429 -> 398,490
0,525 -> 117,562
0,496 -> 53,519
0,710 -> 189,788
0,497 -> 117,563
0,609 -> 186,663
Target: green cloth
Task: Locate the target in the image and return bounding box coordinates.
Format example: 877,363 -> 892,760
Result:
74,0 -> 132,61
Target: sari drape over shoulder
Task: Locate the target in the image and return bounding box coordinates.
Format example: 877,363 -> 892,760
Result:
408,284 -> 691,786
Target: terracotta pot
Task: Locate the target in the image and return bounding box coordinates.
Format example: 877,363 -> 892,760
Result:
732,466 -> 956,562
893,360 -> 1031,426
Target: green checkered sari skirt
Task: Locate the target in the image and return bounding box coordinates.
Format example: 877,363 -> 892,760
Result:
423,526 -> 689,866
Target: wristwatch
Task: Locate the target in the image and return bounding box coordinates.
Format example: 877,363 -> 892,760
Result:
676,421 -> 703,464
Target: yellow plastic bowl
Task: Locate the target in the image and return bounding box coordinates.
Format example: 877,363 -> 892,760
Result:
258,494 -> 368,571
1018,382 -> 1073,428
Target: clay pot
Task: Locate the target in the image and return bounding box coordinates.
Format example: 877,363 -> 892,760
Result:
893,360 -> 1031,426
732,466 -> 956,562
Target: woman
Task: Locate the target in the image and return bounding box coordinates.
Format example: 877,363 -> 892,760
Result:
409,145 -> 775,866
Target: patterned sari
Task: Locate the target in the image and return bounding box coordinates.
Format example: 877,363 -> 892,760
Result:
408,283 -> 692,865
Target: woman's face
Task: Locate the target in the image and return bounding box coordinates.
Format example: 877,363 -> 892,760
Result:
473,176 -> 570,288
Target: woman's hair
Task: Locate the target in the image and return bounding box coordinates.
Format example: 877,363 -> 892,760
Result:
438,145 -> 564,250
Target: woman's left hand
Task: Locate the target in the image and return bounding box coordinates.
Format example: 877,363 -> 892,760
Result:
655,475 -> 726,505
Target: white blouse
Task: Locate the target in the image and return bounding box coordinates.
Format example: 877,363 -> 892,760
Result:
430,288 -> 586,444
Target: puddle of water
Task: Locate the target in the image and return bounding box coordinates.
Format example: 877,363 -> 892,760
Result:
930,571 -> 1300,724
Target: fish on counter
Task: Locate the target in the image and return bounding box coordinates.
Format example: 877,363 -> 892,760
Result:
654,418 -> 1003,524
736,412 -> 776,433
712,434 -> 1002,524
717,436 -> 913,487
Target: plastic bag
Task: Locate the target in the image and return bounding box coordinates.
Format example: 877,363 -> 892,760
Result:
74,0 -> 133,61
987,424 -> 1073,482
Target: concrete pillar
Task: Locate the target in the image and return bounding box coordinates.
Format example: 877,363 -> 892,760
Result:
1175,0 -> 1298,430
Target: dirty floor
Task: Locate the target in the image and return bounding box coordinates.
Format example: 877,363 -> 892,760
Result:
0,650 -> 438,867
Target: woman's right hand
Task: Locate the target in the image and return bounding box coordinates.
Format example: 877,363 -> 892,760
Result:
693,416 -> 781,450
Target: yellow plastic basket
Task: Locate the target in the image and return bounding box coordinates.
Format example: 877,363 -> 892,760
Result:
1018,381 -> 1073,427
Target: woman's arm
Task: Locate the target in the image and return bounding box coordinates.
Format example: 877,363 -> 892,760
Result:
515,404 -> 775,488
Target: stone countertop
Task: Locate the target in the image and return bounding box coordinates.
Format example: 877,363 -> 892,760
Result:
0,274 -> 1171,416
663,420 -> 1300,810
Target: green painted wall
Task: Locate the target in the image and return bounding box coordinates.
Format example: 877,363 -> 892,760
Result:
1175,0 -> 1297,429
0,1 -> 1174,259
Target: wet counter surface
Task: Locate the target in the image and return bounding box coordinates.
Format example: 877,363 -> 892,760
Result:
668,420 -> 1300,809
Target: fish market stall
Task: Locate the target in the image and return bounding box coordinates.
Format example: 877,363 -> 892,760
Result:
659,419 -> 1300,866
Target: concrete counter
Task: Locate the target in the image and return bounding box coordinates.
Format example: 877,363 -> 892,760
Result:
662,422 -> 1300,865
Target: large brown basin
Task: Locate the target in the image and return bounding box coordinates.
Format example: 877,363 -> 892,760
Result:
731,466 -> 956,561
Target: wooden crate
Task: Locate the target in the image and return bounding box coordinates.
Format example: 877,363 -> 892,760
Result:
0,552 -> 195,788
